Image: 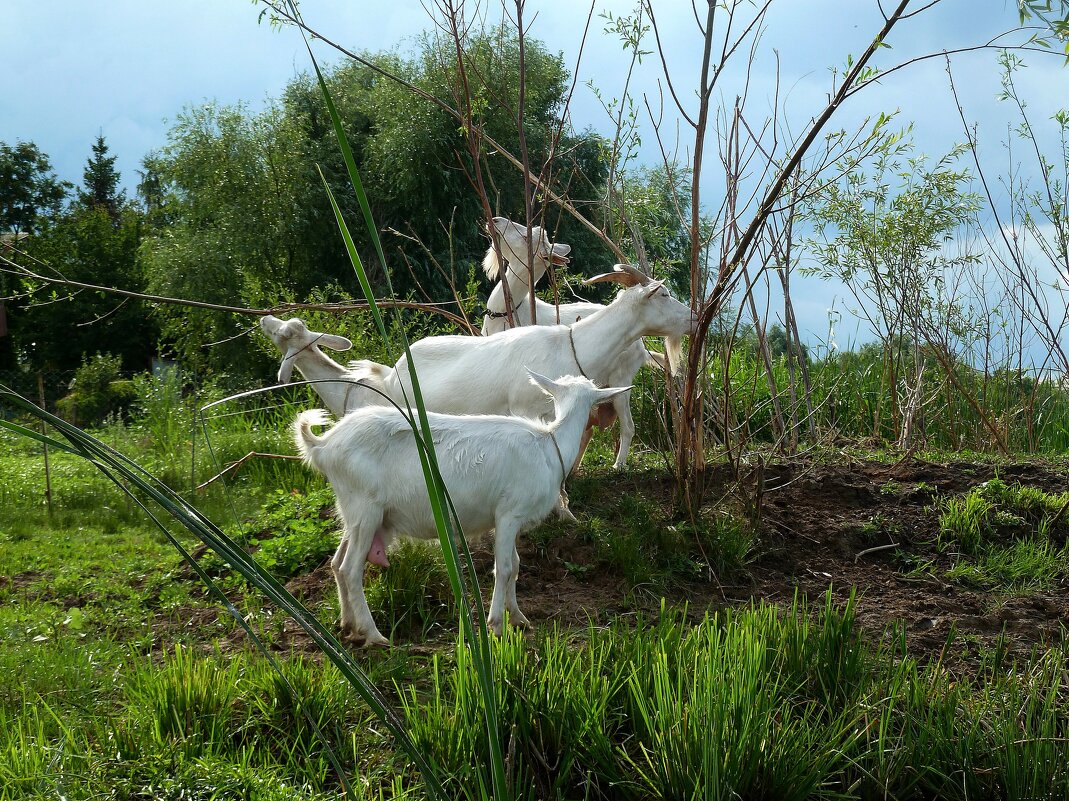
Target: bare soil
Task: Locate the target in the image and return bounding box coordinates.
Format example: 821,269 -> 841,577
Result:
222,457 -> 1069,663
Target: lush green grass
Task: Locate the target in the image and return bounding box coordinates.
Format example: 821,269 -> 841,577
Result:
937,478 -> 1069,591
3,376 -> 1069,799
665,342 -> 1069,454
3,589 -> 1066,800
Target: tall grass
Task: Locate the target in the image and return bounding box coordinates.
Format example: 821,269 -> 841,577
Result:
637,342 -> 1069,454
400,593 -> 1069,801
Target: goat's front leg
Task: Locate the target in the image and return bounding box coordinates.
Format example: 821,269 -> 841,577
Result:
612,390 -> 635,470
488,516 -> 526,635
555,489 -> 577,522
570,421 -> 596,474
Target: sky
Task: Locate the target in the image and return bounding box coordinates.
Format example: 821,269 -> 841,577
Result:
2,0 -> 1067,356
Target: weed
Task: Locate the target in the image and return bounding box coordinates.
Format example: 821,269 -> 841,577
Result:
879,479 -> 902,496
939,480 -> 1069,590
365,540 -> 455,641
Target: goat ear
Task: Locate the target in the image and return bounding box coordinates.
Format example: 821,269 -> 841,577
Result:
525,368 -> 560,396
550,242 -> 571,266
318,333 -> 352,351
644,280 -> 666,298
596,385 -> 632,403
278,358 -> 295,384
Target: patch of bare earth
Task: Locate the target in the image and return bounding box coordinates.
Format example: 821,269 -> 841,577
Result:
165,457 -> 1068,664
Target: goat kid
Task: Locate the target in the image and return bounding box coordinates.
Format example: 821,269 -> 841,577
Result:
295,371 -> 629,646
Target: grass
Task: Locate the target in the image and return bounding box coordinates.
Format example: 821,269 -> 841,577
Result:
4,374 -> 1069,798
937,478 -> 1069,591
12,591 -> 1049,801
2,442 -> 1069,798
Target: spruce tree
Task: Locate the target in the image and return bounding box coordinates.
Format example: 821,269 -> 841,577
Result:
78,134 -> 124,220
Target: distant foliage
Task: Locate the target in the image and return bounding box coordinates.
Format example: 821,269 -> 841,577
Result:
55,352 -> 136,425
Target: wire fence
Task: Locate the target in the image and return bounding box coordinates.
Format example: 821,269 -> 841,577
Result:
0,369 -> 78,411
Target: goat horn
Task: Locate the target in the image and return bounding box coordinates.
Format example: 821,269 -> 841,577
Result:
581,263 -> 646,287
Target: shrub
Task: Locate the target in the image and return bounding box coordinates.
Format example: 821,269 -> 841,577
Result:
55,352 -> 136,426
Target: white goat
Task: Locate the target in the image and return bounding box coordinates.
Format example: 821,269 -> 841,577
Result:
372,264 -> 691,419
259,315 -> 386,416
480,216 -> 571,333
481,218 -> 667,468
295,371 -> 629,645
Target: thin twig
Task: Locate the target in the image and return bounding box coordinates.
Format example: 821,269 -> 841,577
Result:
855,542 -> 901,563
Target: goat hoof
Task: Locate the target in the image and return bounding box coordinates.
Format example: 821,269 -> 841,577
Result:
490,612 -> 531,633
342,629 -> 390,648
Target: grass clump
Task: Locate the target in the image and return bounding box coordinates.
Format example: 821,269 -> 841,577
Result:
938,479 -> 1069,591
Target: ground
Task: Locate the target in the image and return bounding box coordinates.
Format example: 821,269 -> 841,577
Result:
248,456 -> 1069,665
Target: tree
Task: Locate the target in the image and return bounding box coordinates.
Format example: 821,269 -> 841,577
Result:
12,138 -> 153,374
77,134 -> 124,221
0,141 -> 68,236
18,204 -> 152,372
137,30 -> 611,378
804,144 -> 982,447
0,141 -> 70,369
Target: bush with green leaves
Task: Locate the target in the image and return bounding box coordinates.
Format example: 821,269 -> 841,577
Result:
55,352 -> 136,426
245,488 -> 339,580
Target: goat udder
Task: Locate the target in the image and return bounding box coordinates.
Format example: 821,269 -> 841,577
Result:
368,531 -> 390,567
595,402 -> 618,430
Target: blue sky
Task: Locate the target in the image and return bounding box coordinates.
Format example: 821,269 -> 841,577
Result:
3,1 -> 1066,354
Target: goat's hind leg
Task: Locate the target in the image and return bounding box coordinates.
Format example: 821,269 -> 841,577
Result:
334,512 -> 390,647
504,543 -> 530,629
488,516 -> 528,635
330,535 -> 355,634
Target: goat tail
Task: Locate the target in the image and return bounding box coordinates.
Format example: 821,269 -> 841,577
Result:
481,244 -> 502,280
294,409 -> 332,468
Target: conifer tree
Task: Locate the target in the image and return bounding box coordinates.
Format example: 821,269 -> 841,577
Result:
78,134 -> 124,220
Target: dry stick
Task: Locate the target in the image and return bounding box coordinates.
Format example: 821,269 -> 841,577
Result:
679,0 -> 914,507
195,452 -> 301,491
946,57 -> 1069,377
1,252 -> 473,329
435,0 -> 517,329
855,542 -> 901,563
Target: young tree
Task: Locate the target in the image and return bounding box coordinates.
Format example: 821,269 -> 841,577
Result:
804,145 -> 982,447
77,134 -> 125,221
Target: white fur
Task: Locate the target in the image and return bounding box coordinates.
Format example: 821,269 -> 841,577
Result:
259,315 -> 387,416
480,218 -> 673,468
295,372 -> 629,645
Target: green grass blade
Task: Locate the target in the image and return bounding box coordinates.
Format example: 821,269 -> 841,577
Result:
293,6 -> 506,795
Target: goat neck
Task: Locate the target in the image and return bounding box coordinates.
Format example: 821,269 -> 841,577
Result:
566,290 -> 647,383
542,389 -> 599,472
284,346 -> 355,418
